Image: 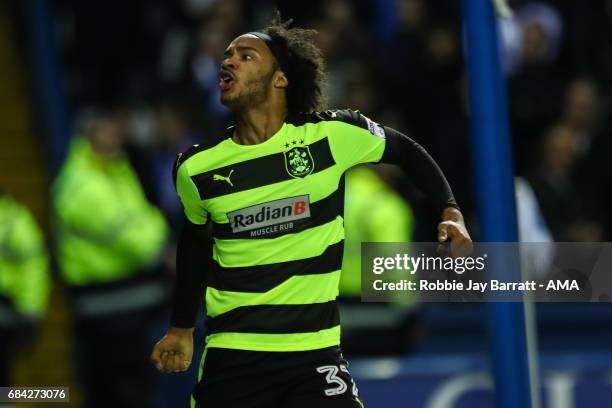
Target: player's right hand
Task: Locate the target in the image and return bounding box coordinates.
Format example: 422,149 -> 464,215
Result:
150,326 -> 194,373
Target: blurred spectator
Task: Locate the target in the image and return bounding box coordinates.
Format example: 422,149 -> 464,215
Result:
0,193 -> 50,385
507,2 -> 566,176
191,18 -> 234,136
385,2 -> 465,141
555,0 -> 612,91
335,63 -> 379,116
528,123 -> 602,241
385,7 -> 473,240
339,165 -> 421,356
56,0 -> 185,106
312,0 -> 372,109
151,97 -> 202,232
51,110 -> 170,407
565,78 -> 612,240
203,0 -> 245,32
499,1 -> 563,76
517,2 -> 563,65
419,22 -> 470,193
383,0 -> 429,132
321,0 -> 369,50
561,78 -> 601,152
184,0 -> 223,18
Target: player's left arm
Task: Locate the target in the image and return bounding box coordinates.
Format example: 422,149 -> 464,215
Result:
379,126 -> 473,257
326,109 -> 471,255
152,149 -> 210,373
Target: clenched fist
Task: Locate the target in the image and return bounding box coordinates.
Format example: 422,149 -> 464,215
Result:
437,207 -> 473,257
151,327 -> 194,373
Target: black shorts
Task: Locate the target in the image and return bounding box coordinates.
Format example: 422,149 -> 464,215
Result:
192,346 -> 364,408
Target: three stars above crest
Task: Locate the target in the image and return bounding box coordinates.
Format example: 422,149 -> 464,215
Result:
284,140 -> 305,149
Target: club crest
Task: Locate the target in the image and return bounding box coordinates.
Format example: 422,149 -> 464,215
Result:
284,146 -> 314,178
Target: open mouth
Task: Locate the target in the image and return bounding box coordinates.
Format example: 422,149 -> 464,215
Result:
219,71 -> 235,92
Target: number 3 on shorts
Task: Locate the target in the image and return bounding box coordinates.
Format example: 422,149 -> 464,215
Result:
316,365 -> 359,397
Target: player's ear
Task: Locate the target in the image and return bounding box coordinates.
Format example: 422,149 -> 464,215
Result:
274,71 -> 288,89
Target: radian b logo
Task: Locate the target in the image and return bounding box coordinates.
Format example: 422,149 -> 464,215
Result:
284,146 -> 314,178
227,195 -> 311,236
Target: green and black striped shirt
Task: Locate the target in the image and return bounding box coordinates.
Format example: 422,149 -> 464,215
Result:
174,109 -> 386,351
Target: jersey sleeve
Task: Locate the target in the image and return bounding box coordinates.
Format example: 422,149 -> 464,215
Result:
174,154 -> 208,225
325,109 -> 386,172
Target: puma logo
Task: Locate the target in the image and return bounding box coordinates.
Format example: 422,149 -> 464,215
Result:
213,169 -> 234,186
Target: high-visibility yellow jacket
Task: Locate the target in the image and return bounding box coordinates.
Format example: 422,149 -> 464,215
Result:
0,194 -> 49,325
340,166 -> 414,296
52,138 -> 169,316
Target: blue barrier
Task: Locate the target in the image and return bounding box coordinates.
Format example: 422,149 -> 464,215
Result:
351,353 -> 612,408
461,0 -> 532,406
28,0 -> 71,172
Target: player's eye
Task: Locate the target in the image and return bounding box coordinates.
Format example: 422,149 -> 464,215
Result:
242,54 -> 254,61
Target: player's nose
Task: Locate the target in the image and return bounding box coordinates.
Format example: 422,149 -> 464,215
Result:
221,57 -> 237,71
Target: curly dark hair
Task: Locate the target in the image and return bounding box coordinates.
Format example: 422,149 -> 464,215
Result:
261,13 -> 327,115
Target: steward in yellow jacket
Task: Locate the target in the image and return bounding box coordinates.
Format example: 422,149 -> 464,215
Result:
339,165 -> 421,355
0,193 -> 50,384
52,112 -> 169,407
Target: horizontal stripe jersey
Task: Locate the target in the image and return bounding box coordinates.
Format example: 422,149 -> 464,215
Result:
174,109 -> 386,352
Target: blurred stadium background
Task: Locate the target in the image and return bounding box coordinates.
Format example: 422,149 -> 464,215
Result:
1,0 -> 612,407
